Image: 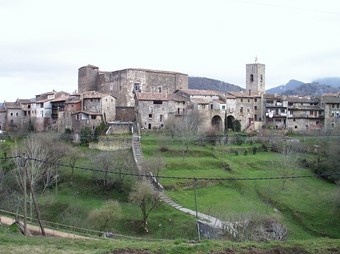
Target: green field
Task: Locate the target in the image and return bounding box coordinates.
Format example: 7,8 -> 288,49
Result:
1,133 -> 340,248
141,135 -> 340,240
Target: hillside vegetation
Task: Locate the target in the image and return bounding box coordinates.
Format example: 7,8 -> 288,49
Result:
1,132 -> 340,253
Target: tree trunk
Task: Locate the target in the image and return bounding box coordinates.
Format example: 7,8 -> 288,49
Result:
28,182 -> 46,236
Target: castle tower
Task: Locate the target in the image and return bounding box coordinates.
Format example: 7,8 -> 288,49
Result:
78,65 -> 99,93
246,60 -> 265,95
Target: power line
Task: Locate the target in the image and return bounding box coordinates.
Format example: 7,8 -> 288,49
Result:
3,155 -> 340,182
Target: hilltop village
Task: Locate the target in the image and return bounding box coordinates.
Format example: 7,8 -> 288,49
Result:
1,62 -> 340,138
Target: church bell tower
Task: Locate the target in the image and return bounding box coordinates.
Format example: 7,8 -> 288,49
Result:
246,58 -> 265,95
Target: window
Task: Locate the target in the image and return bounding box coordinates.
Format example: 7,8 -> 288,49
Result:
134,83 -> 140,92
160,115 -> 163,122
255,98 -> 257,102
240,107 -> 243,113
91,115 -> 96,120
260,74 -> 263,82
149,114 -> 152,118
10,113 -> 13,116
148,123 -> 152,129
210,104 -> 213,109
222,105 -> 225,110
295,126 -> 298,129
247,99 -> 250,103
254,106 -> 257,110
240,99 -> 243,102
153,100 -> 162,104
16,112 -> 19,116
250,74 -> 254,82
157,86 -> 162,93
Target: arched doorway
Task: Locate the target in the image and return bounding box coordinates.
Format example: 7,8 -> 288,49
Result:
212,115 -> 223,131
227,115 -> 235,131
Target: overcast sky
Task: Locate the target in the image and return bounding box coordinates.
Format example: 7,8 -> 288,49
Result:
1,0 -> 340,102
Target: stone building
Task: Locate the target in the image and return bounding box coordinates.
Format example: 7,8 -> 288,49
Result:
67,91 -> 116,134
320,93 -> 340,133
175,89 -> 226,131
264,94 -> 288,129
227,92 -> 263,132
246,62 -> 265,95
286,96 -> 323,133
78,65 -> 188,121
1,99 -> 32,132
135,92 -> 189,130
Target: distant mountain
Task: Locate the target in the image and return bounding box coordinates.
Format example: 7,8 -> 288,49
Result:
266,78 -> 340,96
313,77 -> 340,88
266,80 -> 305,94
188,77 -> 244,93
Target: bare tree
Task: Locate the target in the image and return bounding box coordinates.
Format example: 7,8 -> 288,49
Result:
15,133 -> 69,236
64,146 -> 81,184
129,180 -> 161,233
92,151 -> 115,189
165,109 -> 204,153
145,153 -> 165,181
273,142 -> 299,190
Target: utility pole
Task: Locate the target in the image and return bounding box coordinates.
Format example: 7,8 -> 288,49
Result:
19,153 -> 28,236
194,178 -> 201,241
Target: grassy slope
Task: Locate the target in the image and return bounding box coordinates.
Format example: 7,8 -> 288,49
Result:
1,225 -> 340,254
141,135 -> 340,240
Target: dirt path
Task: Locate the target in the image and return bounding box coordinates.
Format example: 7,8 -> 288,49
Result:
0,215 -> 95,239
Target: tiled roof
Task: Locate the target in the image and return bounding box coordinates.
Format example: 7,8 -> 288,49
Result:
191,98 -> 210,104
136,92 -> 188,102
82,91 -> 113,99
179,89 -> 223,96
321,95 -> 340,103
285,96 -> 319,103
214,99 -> 226,104
4,102 -> 20,109
227,92 -> 261,98
136,92 -> 170,101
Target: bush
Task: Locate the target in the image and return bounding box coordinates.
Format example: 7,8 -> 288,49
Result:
87,200 -> 123,231
252,146 -> 257,155
244,150 -> 248,156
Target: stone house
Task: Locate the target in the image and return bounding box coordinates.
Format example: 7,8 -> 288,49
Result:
1,99 -> 32,132
31,91 -> 70,132
264,94 -> 288,129
227,92 -> 263,132
69,91 -> 116,134
0,103 -> 5,131
320,93 -> 340,133
135,92 -> 189,130
175,89 -> 226,132
286,96 -> 324,133
78,65 -> 188,122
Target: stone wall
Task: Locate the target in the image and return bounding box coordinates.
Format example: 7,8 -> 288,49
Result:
89,137 -> 132,151
78,65 -> 99,93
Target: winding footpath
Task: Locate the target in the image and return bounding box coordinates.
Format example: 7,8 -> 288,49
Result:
131,134 -> 235,234
0,215 -> 93,239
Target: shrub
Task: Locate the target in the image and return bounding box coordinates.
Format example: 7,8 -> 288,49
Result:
87,200 -> 123,231
252,146 -> 257,155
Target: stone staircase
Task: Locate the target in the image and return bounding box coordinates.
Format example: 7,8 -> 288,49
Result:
130,132 -> 236,238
